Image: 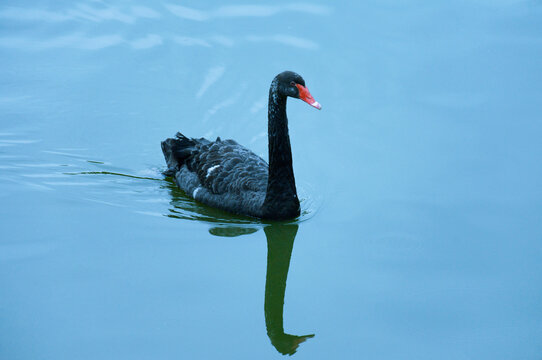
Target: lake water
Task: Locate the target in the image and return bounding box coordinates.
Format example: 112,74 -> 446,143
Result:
1,1 -> 542,359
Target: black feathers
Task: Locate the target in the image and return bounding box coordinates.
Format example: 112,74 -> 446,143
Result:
160,132 -> 196,174
162,132 -> 269,217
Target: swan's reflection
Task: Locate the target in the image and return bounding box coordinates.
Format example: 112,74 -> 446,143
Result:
264,224 -> 315,355
164,178 -> 315,355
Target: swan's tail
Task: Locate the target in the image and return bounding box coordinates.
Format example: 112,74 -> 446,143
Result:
161,132 -> 197,176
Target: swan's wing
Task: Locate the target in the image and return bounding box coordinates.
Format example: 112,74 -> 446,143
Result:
187,138 -> 269,195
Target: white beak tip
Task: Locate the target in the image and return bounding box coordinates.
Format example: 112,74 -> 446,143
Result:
311,101 -> 322,110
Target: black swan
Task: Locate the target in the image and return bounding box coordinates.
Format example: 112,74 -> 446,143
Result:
161,71 -> 321,220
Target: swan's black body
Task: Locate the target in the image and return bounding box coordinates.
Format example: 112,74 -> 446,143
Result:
161,71 -> 319,220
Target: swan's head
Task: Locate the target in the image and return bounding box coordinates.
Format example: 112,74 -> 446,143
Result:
274,71 -> 321,110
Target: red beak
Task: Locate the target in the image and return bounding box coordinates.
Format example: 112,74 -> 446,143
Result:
295,84 -> 322,110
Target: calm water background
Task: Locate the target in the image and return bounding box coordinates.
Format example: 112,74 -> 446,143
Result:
1,1 -> 542,359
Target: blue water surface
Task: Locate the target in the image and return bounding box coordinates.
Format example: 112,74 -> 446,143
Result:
1,1 -> 542,359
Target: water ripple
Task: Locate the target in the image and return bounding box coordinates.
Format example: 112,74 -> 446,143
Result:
0,34 -> 124,50
165,3 -> 331,21
246,34 -> 319,50
164,4 -> 207,21
130,34 -> 163,49
0,32 -> 319,51
172,36 -> 212,47
0,5 -> 160,23
197,66 -> 226,99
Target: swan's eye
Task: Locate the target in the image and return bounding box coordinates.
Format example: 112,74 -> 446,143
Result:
290,81 -> 296,87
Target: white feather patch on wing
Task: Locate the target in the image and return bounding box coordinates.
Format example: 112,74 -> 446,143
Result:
206,165 -> 221,178
192,187 -> 201,199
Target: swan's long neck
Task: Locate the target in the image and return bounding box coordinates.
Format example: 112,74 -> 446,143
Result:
262,80 -> 300,219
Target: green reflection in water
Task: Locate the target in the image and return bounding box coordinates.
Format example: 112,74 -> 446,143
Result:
264,224 -> 315,355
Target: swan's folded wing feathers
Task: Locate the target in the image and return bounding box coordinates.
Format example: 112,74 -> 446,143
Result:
188,138 -> 268,195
